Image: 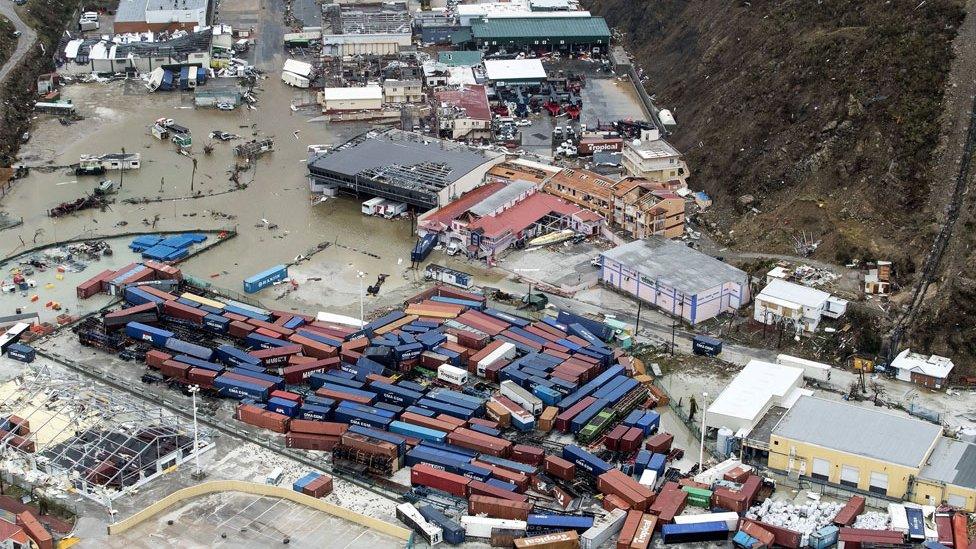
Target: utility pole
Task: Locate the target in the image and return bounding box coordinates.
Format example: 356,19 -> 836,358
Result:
634,300 -> 642,335
699,391 -> 709,474
357,271 -> 366,327
119,147 -> 125,189
190,157 -> 197,193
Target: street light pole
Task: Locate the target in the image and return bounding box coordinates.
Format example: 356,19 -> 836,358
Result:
189,384 -> 203,478
699,391 -> 708,474
357,271 -> 366,328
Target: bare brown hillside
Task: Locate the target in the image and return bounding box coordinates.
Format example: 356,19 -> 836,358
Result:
590,0 -> 976,365
589,0 -> 964,266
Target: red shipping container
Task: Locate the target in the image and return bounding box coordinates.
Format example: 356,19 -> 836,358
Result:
466,480 -> 529,503
288,334 -> 338,359
742,518 -> 803,549
246,318 -> 295,337
723,466 -> 751,483
619,427 -> 644,453
411,463 -> 470,497
510,444 -> 544,466
139,285 -> 178,301
739,475 -> 761,504
228,321 -> 255,338
237,404 -> 290,433
143,259 -> 182,280
160,360 -> 191,379
401,412 -> 457,433
187,368 -> 218,388
712,487 -> 748,513
285,432 -> 340,451
340,349 -> 363,364
249,344 -> 302,366
223,371 -> 274,388
483,360 -> 508,382
302,475 -> 334,498
617,510 -> 644,549
544,455 -> 575,481
739,521 -> 775,548
76,269 -> 115,299
254,327 -> 283,339
6,434 -> 35,453
341,337 -> 369,352
604,424 -> 629,451
468,495 -> 533,521
6,415 -> 29,436
471,460 -> 530,492
315,387 -> 372,405
467,340 -> 506,371
832,495 -> 866,526
435,414 -> 466,430
603,493 -> 630,512
270,389 -> 301,403
500,330 -> 543,351
278,358 -> 340,384
645,432 -> 673,453
288,355 -> 316,365
223,312 -> 248,322
468,417 -> 500,430
935,513 -> 954,547
556,397 -> 597,432
289,420 -> 347,436
524,325 -> 563,343
447,428 -> 512,457
162,301 -> 206,324
629,514 -> 658,549
953,513 -> 969,549
146,350 -> 172,369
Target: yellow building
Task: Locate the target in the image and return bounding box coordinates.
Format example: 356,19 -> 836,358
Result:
766,396 -> 976,511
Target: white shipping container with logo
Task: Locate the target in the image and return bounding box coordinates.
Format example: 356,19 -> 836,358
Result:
437,364 -> 468,386
460,516 -> 526,539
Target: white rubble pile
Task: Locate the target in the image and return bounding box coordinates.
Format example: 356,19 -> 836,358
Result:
852,511 -> 890,530
746,498 -> 844,546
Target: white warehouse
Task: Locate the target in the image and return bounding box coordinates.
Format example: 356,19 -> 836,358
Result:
705,359 -> 810,436
317,86 -> 384,112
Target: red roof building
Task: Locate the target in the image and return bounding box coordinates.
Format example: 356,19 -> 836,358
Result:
435,85 -> 492,141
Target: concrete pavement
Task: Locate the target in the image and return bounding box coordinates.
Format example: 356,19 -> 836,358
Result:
0,4 -> 37,84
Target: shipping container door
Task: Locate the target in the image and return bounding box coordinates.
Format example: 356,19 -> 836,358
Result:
840,465 -> 859,488
868,472 -> 888,495
811,458 -> 830,481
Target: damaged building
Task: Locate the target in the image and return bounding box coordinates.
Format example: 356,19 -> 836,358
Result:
307,129 -> 505,210
59,31 -> 211,76
434,84 -> 492,141
114,0 -> 210,33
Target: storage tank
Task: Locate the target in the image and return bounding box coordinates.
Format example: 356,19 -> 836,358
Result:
717,427 -> 734,457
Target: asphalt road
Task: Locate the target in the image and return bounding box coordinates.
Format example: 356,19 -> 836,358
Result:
0,4 -> 37,84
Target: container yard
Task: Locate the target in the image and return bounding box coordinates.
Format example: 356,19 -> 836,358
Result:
0,253 -> 947,549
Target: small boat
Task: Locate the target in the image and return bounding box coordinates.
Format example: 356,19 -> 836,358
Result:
528,229 -> 575,247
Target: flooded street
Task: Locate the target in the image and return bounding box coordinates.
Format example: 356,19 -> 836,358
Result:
5,72 -> 428,317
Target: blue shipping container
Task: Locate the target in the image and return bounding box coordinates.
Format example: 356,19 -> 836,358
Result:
214,376 -> 269,401
417,505 -> 466,546
299,404 -> 332,421
562,445 -> 611,476
389,420 -> 446,443
243,265 -> 288,294
527,514 -> 594,532
661,522 -> 729,544
216,344 -> 262,368
125,322 -> 174,347
6,343 -> 35,363
267,397 -> 299,417
411,233 -> 437,263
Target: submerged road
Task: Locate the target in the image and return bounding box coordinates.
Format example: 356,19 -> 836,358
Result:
0,5 -> 36,84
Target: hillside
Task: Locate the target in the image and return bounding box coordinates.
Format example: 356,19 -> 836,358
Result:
589,0 -> 976,364
589,0 -> 963,264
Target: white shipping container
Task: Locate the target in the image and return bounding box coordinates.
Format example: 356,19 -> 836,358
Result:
282,71 -> 311,88
581,508 -> 627,549
776,354 -> 832,382
638,469 -> 657,488
476,342 -> 517,376
673,511 -> 740,530
265,467 -> 284,485
315,311 -> 364,328
888,503 -> 909,533
460,516 -> 526,539
693,457 -> 742,485
438,364 -> 468,386
397,503 -> 443,546
361,197 -> 385,215
500,380 -> 543,415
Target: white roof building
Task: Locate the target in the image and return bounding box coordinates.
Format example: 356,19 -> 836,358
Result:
891,349 -> 954,388
282,59 -> 313,78
483,59 -> 547,85
706,360 -> 809,436
753,278 -> 847,333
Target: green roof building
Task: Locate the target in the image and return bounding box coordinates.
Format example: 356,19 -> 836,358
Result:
465,16 -> 611,52
437,50 -> 485,67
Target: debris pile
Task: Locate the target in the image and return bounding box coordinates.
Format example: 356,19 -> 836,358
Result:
852,511 -> 890,530
745,498 -> 844,543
